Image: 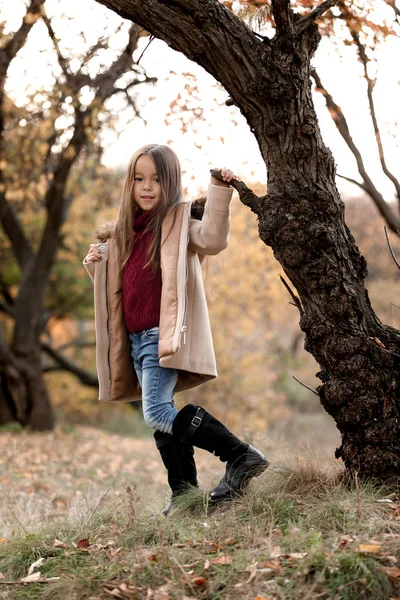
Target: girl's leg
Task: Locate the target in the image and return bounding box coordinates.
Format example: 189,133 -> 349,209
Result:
130,328 -> 178,433
130,328 -> 197,514
172,404 -> 269,502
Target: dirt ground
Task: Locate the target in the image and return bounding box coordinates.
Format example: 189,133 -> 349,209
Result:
0,411 -> 340,536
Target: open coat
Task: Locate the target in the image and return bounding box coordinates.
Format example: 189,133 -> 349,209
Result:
84,183 -> 233,402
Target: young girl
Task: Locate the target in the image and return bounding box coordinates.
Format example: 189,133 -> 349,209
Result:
83,144 -> 268,514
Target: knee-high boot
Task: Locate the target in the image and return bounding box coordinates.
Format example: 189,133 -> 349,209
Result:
172,404 -> 269,502
154,430 -> 198,515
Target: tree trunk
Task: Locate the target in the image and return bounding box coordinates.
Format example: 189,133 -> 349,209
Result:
0,342 -> 54,429
96,0 -> 400,479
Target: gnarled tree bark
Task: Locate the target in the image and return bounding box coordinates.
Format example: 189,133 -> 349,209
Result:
94,0 -> 400,478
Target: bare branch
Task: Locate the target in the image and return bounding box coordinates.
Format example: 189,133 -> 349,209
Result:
209,169 -> 262,214
384,226 -> 400,270
279,274 -> 304,315
41,342 -> 98,386
312,68 -> 400,235
0,0 -> 46,82
336,174 -> 368,193
0,192 -> 34,268
351,31 -> 400,202
41,11 -> 71,82
296,0 -> 338,35
292,375 -> 319,396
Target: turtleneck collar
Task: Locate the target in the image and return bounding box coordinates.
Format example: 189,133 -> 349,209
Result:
133,206 -> 158,232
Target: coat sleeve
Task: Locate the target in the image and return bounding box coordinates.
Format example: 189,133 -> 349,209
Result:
83,240 -> 108,282
83,257 -> 95,283
188,183 -> 233,255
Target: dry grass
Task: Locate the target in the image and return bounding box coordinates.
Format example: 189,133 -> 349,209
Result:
1,433 -> 399,600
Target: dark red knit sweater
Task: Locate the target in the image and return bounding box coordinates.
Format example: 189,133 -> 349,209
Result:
122,208 -> 162,333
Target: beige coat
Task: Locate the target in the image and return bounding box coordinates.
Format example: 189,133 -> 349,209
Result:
84,183 -> 233,402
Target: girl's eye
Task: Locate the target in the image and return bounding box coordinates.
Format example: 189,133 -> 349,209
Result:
134,177 -> 142,181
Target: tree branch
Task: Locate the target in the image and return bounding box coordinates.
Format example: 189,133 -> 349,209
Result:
311,68 -> 400,235
41,342 -> 98,386
384,226 -> 400,270
0,192 -> 34,268
41,11 -> 72,83
279,275 -> 304,315
296,0 -> 338,35
336,173 -> 368,193
271,0 -> 293,37
0,0 -> 47,82
351,30 -> 400,203
94,0 -> 264,112
209,169 -> 262,214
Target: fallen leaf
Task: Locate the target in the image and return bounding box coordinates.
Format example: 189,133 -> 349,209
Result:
148,553 -> 157,562
386,555 -> 398,563
382,566 -> 400,582
77,538 -> 90,548
191,576 -> 207,586
203,559 -> 210,570
271,528 -> 283,536
53,539 -> 68,548
27,557 -> 44,575
210,555 -> 232,565
20,571 -> 42,583
263,560 -> 281,570
223,537 -> 237,546
375,498 -> 394,503
287,552 -> 308,560
0,538 -> 6,544
357,544 -> 381,554
246,561 -> 258,584
153,584 -> 171,600
254,596 -> 274,600
270,546 -> 282,559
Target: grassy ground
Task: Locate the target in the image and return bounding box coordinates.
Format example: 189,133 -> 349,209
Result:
0,418 -> 399,600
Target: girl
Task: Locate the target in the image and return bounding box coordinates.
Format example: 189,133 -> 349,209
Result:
83,144 -> 268,514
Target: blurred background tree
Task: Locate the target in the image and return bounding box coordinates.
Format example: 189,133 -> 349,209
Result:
0,0 -> 155,429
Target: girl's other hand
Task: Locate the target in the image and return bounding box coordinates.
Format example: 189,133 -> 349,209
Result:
211,167 -> 236,187
84,244 -> 103,263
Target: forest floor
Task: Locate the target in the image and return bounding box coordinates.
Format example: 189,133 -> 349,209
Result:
0,413 -> 399,600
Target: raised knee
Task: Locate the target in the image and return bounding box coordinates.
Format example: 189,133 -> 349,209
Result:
143,409 -> 160,430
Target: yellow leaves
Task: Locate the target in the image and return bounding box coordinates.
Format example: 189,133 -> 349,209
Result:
382,566 -> 400,582
64,145 -> 77,160
356,543 -> 382,554
209,555 -> 233,565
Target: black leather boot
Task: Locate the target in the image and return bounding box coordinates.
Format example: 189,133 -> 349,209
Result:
172,404 -> 269,502
154,430 -> 198,516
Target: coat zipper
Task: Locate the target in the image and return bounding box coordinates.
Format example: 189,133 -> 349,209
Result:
180,210 -> 190,345
105,258 -> 111,375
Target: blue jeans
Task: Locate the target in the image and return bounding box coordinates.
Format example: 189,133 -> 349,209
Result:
129,327 -> 179,434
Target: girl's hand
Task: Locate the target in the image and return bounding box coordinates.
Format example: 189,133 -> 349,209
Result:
211,167 -> 236,187
84,244 -> 103,263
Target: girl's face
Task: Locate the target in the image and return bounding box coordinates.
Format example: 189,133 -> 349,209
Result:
133,154 -> 162,211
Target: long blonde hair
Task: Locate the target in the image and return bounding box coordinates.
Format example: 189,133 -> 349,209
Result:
114,144 -> 183,273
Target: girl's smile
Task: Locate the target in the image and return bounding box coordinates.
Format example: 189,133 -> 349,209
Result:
133,154 -> 162,211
